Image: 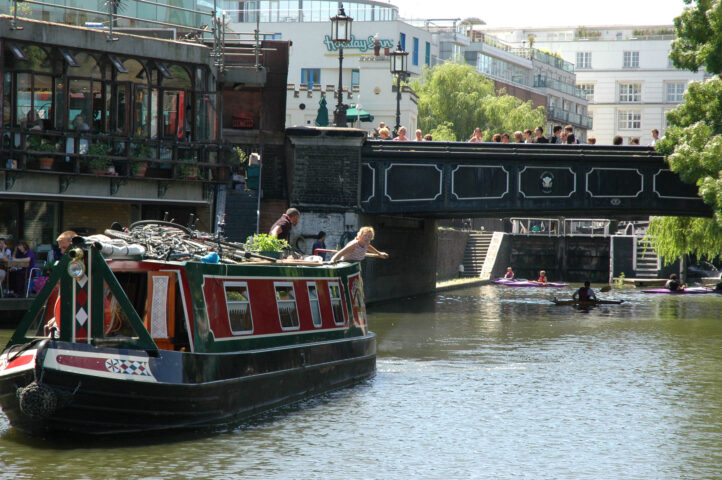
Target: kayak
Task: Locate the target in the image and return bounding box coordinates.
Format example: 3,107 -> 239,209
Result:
494,278 -> 568,288
552,298 -> 624,306
642,287 -> 715,294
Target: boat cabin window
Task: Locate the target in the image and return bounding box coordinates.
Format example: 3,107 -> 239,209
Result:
225,282 -> 253,334
274,282 -> 299,330
307,282 -> 322,328
328,282 -> 345,326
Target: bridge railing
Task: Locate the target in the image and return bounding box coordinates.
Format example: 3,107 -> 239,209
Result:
510,218 -> 559,236
564,219 -> 611,237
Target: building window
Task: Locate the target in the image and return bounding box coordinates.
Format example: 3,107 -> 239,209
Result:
412,37 -> 419,66
619,83 -> 641,103
618,110 -> 641,130
328,282 -> 345,325
666,81 -> 686,103
301,68 -> 320,88
351,69 -> 360,87
262,32 -> 282,40
623,51 -> 639,68
307,282 -> 322,328
225,282 -> 253,334
578,83 -> 594,102
274,283 -> 300,330
400,33 -> 406,51
425,41 -> 431,65
576,52 -> 591,69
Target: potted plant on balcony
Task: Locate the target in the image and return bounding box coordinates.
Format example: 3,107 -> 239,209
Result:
130,136 -> 153,177
178,156 -> 199,180
85,142 -> 112,174
27,135 -> 57,170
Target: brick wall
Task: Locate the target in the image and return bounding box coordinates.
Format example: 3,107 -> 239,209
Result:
285,128 -> 366,209
63,202 -> 132,235
436,229 -> 469,280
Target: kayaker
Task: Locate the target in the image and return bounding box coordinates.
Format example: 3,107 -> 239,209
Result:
504,267 -> 514,279
573,281 -> 597,301
331,226 -> 389,262
536,270 -> 548,284
664,274 -> 685,291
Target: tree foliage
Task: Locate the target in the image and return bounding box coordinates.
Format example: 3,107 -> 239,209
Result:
412,62 -> 546,142
669,0 -> 722,74
648,3 -> 722,263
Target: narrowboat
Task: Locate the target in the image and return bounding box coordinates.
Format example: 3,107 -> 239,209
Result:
0,222 -> 376,436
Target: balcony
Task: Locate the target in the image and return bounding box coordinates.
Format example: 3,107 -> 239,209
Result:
1,129 -> 233,203
534,77 -> 587,100
547,107 -> 593,130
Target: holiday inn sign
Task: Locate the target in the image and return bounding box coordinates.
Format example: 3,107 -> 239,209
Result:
324,35 -> 395,52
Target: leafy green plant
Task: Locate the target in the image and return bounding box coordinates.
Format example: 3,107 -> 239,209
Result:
178,158 -> 199,179
616,272 -> 625,287
244,233 -> 290,252
27,135 -> 57,153
230,147 -> 248,167
86,142 -> 112,171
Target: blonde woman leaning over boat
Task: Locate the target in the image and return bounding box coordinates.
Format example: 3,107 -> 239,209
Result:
331,226 -> 389,262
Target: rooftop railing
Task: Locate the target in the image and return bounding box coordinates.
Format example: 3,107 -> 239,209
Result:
6,0 -> 265,71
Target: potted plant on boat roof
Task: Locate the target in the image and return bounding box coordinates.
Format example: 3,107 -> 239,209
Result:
244,233 -> 291,259
85,141 -> 112,174
27,134 -> 58,170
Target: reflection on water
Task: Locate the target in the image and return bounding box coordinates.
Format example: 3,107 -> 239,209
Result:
1,285 -> 722,479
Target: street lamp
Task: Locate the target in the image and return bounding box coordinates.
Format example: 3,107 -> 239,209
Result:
330,5 -> 353,127
389,41 -> 408,136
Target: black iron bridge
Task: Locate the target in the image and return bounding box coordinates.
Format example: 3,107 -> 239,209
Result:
359,141 -> 709,218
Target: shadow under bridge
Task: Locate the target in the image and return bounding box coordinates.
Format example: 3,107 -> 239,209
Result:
359,141 -> 709,219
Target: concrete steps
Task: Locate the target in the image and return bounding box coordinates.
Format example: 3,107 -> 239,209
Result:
635,236 -> 660,279
461,232 -> 493,277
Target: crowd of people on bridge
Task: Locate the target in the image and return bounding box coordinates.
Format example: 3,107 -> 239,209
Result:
372,122 -> 661,146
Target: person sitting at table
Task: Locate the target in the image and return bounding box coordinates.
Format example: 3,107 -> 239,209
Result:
9,240 -> 35,297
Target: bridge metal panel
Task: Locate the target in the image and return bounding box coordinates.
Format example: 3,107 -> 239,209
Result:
384,163 -> 443,202
360,163 -> 375,204
359,141 -> 711,218
653,169 -> 701,199
586,168 -> 644,198
451,165 -> 509,200
518,167 -> 576,198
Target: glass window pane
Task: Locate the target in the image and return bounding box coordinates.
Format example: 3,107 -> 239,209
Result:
163,65 -> 191,89
54,77 -> 66,130
16,73 -> 32,127
195,93 -> 217,141
134,86 -> 149,137
68,79 -> 92,131
3,73 -> 11,128
162,90 -> 181,139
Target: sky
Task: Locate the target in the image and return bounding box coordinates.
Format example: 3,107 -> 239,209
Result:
389,0 -> 688,28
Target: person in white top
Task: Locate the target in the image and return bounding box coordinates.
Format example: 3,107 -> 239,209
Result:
414,129 -> 423,141
331,226 -> 389,262
649,128 -> 660,147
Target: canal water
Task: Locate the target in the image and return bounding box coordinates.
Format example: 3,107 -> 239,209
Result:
1,284 -> 721,479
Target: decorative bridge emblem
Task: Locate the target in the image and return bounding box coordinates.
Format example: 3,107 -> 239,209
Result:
540,171 -> 554,194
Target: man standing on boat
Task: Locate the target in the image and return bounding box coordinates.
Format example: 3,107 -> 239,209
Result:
269,208 -> 300,242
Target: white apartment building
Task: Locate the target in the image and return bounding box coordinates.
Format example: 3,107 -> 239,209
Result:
482,25 -> 707,145
223,0 -> 438,133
